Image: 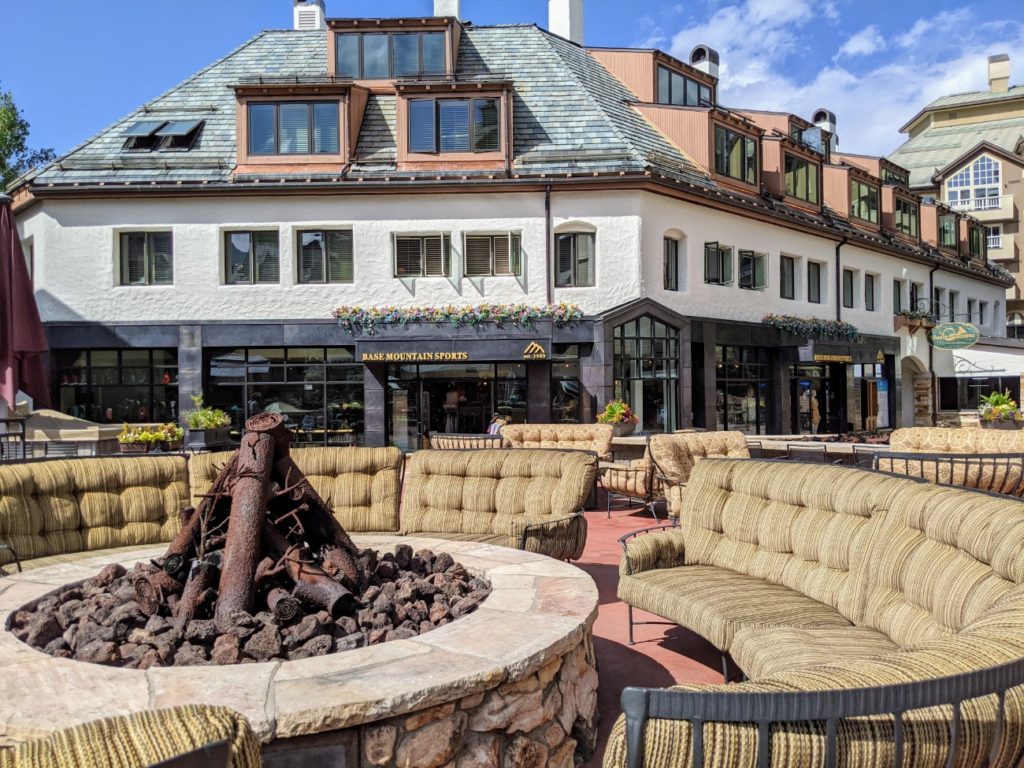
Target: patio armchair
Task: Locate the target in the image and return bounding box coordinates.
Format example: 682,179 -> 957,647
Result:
648,431 -> 750,523
609,457 -> 1024,767
0,705 -> 262,768
599,440 -> 663,521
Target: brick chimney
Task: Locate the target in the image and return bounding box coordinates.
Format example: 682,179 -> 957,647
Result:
989,54 -> 1010,93
548,0 -> 583,45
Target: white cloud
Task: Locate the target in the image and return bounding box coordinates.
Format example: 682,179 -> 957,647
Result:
656,1 -> 1024,154
834,25 -> 885,60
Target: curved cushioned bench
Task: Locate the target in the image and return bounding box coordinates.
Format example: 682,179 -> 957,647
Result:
890,426 -> 1024,453
1,446 -> 593,572
500,423 -> 614,460
608,457 -> 1024,767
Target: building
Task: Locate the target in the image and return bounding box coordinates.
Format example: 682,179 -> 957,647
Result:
10,0 -> 1015,446
890,53 -> 1024,424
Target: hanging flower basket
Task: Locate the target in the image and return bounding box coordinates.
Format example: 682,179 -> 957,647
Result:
762,314 -> 860,342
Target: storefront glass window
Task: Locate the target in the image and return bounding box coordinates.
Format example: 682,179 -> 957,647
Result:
939,376 -> 1020,411
612,316 -> 679,433
714,345 -> 770,435
551,344 -> 581,423
57,349 -> 178,423
205,347 -> 364,445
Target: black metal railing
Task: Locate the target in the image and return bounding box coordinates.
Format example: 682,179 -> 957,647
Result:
622,655 -> 1024,768
874,451 -> 1024,497
0,418 -> 26,464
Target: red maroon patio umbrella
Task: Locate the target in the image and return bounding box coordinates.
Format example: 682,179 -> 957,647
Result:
0,193 -> 50,410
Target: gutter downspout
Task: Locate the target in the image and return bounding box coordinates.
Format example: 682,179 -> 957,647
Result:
545,184 -> 553,305
834,238 -> 848,322
927,264 -> 940,425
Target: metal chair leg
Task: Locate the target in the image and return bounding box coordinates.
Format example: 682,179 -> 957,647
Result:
721,653 -> 730,683
628,605 -> 635,645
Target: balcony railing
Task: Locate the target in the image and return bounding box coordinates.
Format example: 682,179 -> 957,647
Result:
988,235 -> 1004,250
947,195 -> 1008,212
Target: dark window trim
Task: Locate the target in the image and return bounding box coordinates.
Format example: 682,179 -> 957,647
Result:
118,231 -> 173,286
894,197 -> 919,238
807,261 -> 822,304
850,178 -> 880,224
664,237 -> 679,291
864,273 -> 876,311
247,101 -> 340,157
224,230 -> 281,285
738,250 -> 766,290
783,152 -> 820,204
394,234 -> 452,278
335,30 -> 448,80
656,64 -> 714,107
555,232 -> 596,288
463,233 -> 522,277
780,254 -> 795,300
406,97 -> 501,154
713,124 -> 758,186
296,229 -> 355,284
842,268 -> 855,308
703,241 -> 733,285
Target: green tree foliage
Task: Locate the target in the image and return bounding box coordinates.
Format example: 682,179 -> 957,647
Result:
0,82 -> 56,192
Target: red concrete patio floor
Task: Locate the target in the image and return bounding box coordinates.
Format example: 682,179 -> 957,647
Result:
576,505 -> 722,767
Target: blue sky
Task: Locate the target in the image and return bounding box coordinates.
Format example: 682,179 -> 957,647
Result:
2,0 -> 1022,158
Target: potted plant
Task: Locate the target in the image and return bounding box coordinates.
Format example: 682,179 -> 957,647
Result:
157,422 -> 185,451
978,390 -> 1024,430
183,394 -> 232,450
117,424 -> 151,453
597,399 -> 640,437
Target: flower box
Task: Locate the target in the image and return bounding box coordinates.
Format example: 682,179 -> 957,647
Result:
118,443 -> 149,454
611,422 -> 636,437
185,427 -> 232,451
980,420 -> 1024,430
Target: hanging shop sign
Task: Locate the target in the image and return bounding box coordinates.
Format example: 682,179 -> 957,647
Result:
929,322 -> 980,350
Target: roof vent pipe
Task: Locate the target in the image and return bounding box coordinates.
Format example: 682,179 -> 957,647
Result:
434,0 -> 461,19
689,45 -> 720,80
813,108 -> 838,152
548,0 -> 584,45
293,0 -> 326,30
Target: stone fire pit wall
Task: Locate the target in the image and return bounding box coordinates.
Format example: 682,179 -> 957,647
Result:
0,536 -> 600,768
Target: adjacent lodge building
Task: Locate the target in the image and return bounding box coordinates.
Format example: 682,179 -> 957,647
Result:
10,0 -> 1023,448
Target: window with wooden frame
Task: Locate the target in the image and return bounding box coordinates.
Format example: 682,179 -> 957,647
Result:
738,250 -> 766,290
664,237 -> 679,291
298,230 -> 354,284
248,102 -> 339,156
864,273 -> 876,311
894,197 -> 918,238
224,231 -> 280,285
555,233 -> 595,288
703,242 -> 733,285
780,254 -> 795,299
713,126 -> 757,185
883,168 -> 909,186
394,235 -> 451,278
850,179 -> 879,224
464,233 -> 521,277
807,261 -> 822,304
335,31 -> 446,80
407,98 -> 500,154
119,232 -> 173,286
784,153 -> 819,203
893,279 -> 904,313
969,226 -> 985,258
939,213 -> 957,249
656,65 -> 712,107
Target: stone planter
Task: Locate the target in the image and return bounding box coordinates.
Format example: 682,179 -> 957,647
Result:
611,421 -> 637,437
185,427 -> 231,450
980,419 -> 1024,430
118,442 -> 149,454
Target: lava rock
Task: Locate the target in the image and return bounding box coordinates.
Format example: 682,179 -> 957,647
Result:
244,623 -> 282,662
211,634 -> 242,665
77,640 -> 118,665
173,642 -> 209,666
184,619 -> 217,644
95,563 -> 127,587
25,614 -> 63,648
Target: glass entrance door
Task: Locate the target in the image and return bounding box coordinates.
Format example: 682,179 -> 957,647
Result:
790,364 -> 846,434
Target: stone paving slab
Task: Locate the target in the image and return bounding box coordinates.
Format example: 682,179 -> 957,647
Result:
0,536 -> 598,746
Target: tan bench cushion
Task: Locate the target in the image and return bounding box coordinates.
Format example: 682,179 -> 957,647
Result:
730,625 -> 898,681
618,565 -> 852,650
889,426 -> 1024,454
499,423 -> 613,459
0,456 -> 186,568
189,446 -> 402,533
650,431 -> 749,487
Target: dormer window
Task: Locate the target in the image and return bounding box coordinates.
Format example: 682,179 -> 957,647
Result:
248,102 -> 339,156
850,179 -> 879,224
969,226 -> 985,259
336,31 -> 446,80
939,212 -> 957,249
894,197 -> 918,238
657,65 -> 712,107
408,98 -> 500,154
122,119 -> 204,152
713,125 -> 757,185
122,120 -> 167,150
784,153 -> 819,204
883,168 -> 909,186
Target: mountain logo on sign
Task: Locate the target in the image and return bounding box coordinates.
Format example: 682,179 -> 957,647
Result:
523,342 -> 547,360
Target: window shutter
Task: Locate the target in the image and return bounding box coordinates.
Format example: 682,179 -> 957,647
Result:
300,232 -> 325,283
392,33 -> 420,77
508,234 -> 521,276
253,232 -> 280,283
753,253 -> 766,289
465,236 -> 493,276
556,235 -> 574,287
327,231 -> 353,283
721,247 -> 732,284
121,233 -> 147,285
439,100 -> 470,152
491,234 -> 513,275
279,103 -> 310,154
575,234 -> 595,286
248,104 -> 277,155
704,241 -> 720,283
408,100 -> 436,153
422,33 -> 446,75
472,99 -> 500,152
395,237 -> 422,276
312,103 -> 339,154
226,232 -> 252,284
149,232 -> 173,285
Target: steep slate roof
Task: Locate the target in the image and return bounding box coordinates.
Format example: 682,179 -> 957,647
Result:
888,115 -> 1024,189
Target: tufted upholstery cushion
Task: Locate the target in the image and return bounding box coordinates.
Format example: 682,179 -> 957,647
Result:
401,448 -> 595,536
0,457 -> 187,567
889,426 -> 1024,454
875,453 -> 1024,497
649,431 -> 749,491
601,451 -> 655,498
189,446 -> 402,533
500,423 -> 614,459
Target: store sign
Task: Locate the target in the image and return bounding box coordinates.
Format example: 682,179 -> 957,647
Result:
361,351 -> 470,362
522,342 -> 547,360
813,353 -> 853,363
929,322 -> 980,350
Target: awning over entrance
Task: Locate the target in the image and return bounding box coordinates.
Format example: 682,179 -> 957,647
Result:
933,341 -> 1024,378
